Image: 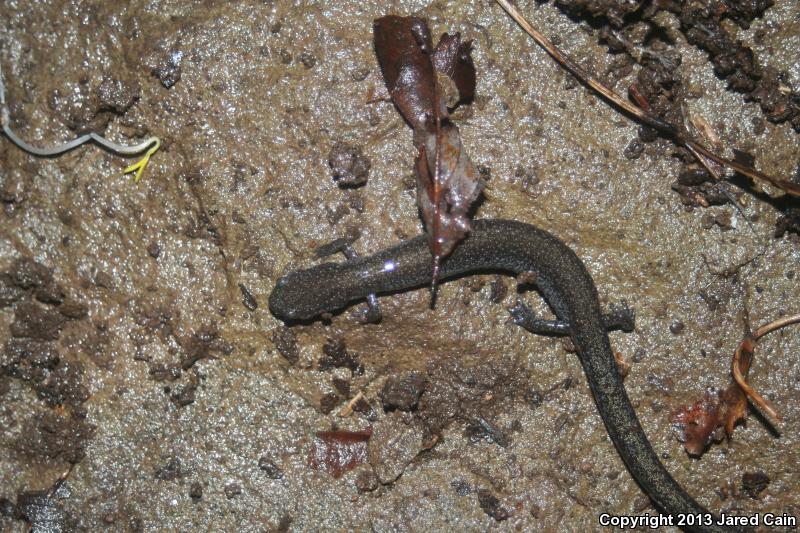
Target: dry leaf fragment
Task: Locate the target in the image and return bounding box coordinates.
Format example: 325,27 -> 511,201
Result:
671,313 -> 798,456
671,391 -> 724,457
374,16 -> 483,285
732,314 -> 800,425
308,429 -> 372,478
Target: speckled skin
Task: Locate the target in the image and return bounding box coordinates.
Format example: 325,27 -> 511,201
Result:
269,219 -> 745,533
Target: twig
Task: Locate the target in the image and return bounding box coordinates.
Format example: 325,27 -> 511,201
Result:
494,0 -> 800,197
0,61 -> 160,182
683,142 -> 757,234
339,391 -> 365,417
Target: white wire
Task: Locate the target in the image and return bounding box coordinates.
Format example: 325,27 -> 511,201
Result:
0,61 -> 157,157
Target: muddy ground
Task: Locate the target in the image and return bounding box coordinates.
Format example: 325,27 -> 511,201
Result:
1,0 -> 799,531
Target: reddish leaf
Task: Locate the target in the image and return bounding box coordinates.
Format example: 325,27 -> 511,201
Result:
671,390 -> 724,457
415,123 -> 482,260
308,429 -> 372,478
432,33 -> 476,107
671,383 -> 749,457
374,16 -> 483,283
373,16 -> 438,131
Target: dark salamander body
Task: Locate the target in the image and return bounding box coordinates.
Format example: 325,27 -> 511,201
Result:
269,218 -> 746,533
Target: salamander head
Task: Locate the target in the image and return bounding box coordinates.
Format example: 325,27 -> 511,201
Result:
268,263 -> 348,321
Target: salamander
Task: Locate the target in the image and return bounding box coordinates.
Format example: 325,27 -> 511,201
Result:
269,218 -> 745,533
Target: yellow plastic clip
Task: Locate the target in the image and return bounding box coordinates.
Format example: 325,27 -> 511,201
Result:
123,137 -> 161,182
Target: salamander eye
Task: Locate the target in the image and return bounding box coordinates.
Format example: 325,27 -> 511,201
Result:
275,276 -> 289,288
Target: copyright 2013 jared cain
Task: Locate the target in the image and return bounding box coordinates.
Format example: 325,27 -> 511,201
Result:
598,512 -> 797,529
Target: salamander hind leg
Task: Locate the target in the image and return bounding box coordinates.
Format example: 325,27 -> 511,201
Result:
509,301 -> 571,335
509,300 -> 635,336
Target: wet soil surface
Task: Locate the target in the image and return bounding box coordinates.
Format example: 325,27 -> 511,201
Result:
1,1 -> 799,531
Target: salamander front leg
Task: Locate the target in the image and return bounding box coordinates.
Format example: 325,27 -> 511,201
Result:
509,300 -> 635,336
315,236 -> 382,323
603,301 -> 635,332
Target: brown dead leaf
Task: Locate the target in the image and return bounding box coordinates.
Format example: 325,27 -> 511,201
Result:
374,16 -> 483,284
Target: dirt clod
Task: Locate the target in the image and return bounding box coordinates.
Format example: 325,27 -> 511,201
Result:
224,483 -> 242,499
0,497 -> 15,517
623,139 -> 644,160
465,416 -> 510,447
96,76 -> 140,114
319,337 -> 362,374
775,206 -> 800,238
189,482 -> 203,501
319,392 -> 340,414
742,471 -> 770,498
8,258 -> 52,290
367,412 -> 423,484
151,49 -> 183,88
59,301 -> 88,320
10,302 -> 66,341
332,377 -> 350,398
155,457 -> 183,481
0,274 -> 25,307
299,51 -> 317,69
379,371 -> 427,411
271,327 -> 298,364
328,143 -> 371,187
15,489 -> 70,532
170,382 -> 197,407
238,283 -> 258,311
354,465 -> 379,493
477,489 -> 509,521
17,410 -> 94,463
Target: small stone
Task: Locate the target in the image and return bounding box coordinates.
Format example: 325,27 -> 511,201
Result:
741,471 -> 769,498
354,465 -> 378,492
328,143 -> 371,187
258,456 -> 284,479
189,482 -> 203,501
224,483 -> 242,499
147,242 -> 161,258
379,371 -> 427,411
299,51 -> 317,69
669,321 -> 685,335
